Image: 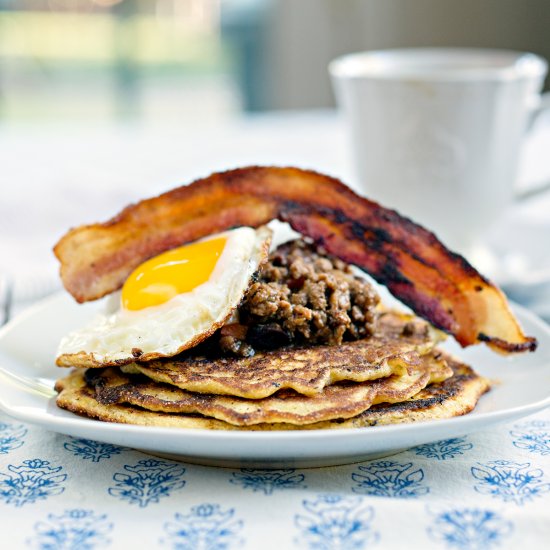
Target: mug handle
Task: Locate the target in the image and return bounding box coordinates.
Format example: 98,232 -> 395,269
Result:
516,91 -> 550,201
528,91 -> 550,128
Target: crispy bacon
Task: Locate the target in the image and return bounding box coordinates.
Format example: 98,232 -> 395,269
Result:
54,166 -> 537,354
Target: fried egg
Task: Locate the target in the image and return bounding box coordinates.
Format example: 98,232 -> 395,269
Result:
56,226 -> 272,368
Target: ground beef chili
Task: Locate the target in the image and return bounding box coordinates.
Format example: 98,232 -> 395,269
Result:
218,239 -> 380,357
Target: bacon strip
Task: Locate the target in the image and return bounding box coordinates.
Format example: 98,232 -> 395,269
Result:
54,166 -> 537,353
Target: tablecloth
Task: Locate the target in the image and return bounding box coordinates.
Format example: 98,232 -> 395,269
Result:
1,407 -> 549,549
1,112 -> 550,548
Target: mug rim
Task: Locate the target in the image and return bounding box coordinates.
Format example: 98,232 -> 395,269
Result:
329,47 -> 548,82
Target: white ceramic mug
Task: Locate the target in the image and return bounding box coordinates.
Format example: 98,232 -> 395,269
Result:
329,48 -> 550,254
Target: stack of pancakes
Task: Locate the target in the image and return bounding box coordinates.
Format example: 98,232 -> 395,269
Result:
55,310 -> 490,430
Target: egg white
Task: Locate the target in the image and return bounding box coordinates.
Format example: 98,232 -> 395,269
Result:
56,226 -> 272,367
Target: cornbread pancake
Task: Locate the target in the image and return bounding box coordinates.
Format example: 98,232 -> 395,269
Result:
336,356 -> 491,428
122,310 -> 444,399
54,352 -> 489,430
72,352 -> 452,426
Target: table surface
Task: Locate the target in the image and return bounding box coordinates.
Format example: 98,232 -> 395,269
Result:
1,112 -> 550,549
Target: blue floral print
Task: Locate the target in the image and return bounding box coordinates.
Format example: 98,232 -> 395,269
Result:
230,468 -> 306,495
428,507 -> 513,549
28,509 -> 113,550
510,421 -> 550,456
63,437 -> 124,462
0,422 -> 27,454
471,460 -> 550,505
352,460 -> 429,498
414,438 -> 473,460
108,459 -> 186,507
294,494 -> 378,549
0,458 -> 67,507
161,503 -> 244,550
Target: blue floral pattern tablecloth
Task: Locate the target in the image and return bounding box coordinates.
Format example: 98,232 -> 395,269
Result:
1,116 -> 550,548
1,407 -> 549,550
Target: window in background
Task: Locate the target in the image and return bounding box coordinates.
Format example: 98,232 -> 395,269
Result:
0,0 -> 242,123
4,0 -> 547,122
227,0 -> 550,112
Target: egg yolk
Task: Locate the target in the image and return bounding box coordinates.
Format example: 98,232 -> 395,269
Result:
121,236 -> 227,311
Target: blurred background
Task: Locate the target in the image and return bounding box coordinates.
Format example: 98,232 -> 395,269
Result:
1,0 -> 550,319
1,0 -> 549,124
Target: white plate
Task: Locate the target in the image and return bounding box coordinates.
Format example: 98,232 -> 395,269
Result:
1,292 -> 549,468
